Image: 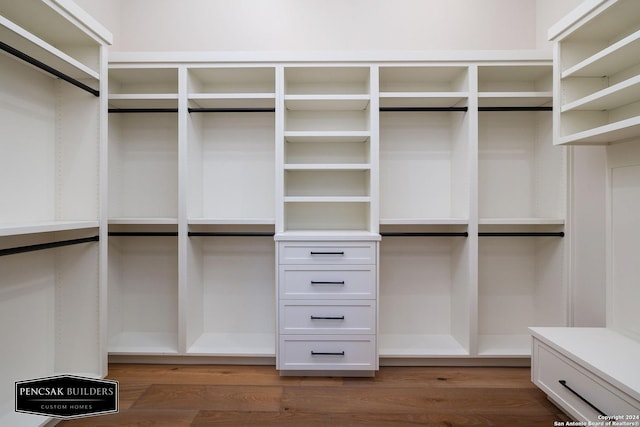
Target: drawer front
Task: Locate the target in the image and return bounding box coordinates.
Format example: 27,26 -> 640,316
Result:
533,340 -> 640,421
279,335 -> 376,370
279,242 -> 376,265
280,300 -> 376,334
279,266 -> 376,299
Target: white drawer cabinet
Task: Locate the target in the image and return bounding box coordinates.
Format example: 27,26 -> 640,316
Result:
279,335 -> 377,371
276,239 -> 379,375
279,241 -> 376,265
280,300 -> 376,334
530,328 -> 640,423
279,265 -> 376,299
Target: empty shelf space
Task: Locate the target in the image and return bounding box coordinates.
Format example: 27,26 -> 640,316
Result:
187,333 -> 276,357
561,74 -> 640,112
379,334 -> 469,357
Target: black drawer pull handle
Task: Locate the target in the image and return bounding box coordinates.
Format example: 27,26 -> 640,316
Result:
310,315 -> 345,320
310,281 -> 345,285
310,251 -> 345,255
311,351 -> 345,356
558,380 -> 607,417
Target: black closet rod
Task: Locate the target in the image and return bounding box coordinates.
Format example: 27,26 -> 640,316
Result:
0,236 -> 99,257
108,232 -> 178,237
479,106 -> 552,112
478,232 -> 564,237
380,107 -> 468,112
0,41 -> 99,97
188,231 -> 275,237
381,232 -> 469,237
108,108 -> 178,113
188,107 -> 276,113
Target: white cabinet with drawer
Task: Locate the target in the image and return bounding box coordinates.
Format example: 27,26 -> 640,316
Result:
276,240 -> 379,375
530,328 -> 640,422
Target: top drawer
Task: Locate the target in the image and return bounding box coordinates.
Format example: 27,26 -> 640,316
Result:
279,241 -> 376,265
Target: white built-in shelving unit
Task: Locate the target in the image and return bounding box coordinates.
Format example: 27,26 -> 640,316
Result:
106,51 -> 567,374
0,0 -> 111,425
530,0 -> 640,422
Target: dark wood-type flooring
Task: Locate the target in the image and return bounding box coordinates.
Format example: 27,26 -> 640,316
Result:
57,364 -> 570,426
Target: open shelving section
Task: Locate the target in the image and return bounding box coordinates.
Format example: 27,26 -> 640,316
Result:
529,2 -> 640,422
551,0 -> 640,146
106,51 -> 567,368
0,0 -> 111,425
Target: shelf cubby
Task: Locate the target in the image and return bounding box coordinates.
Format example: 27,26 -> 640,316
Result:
187,103 -> 275,224
379,226 -> 471,357
478,108 -> 564,223
108,112 -> 179,222
477,225 -> 565,356
186,225 -> 275,356
0,54 -> 100,230
380,108 -> 470,223
108,225 -> 179,355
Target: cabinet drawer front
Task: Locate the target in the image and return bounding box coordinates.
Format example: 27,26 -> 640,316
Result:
279,335 -> 376,370
280,301 -> 376,334
279,266 -> 376,299
533,340 -> 640,420
279,242 -> 376,265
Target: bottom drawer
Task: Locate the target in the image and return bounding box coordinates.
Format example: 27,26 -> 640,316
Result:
279,335 -> 376,371
533,339 -> 640,421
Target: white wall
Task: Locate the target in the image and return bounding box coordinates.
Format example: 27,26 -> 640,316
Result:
74,0 -> 586,53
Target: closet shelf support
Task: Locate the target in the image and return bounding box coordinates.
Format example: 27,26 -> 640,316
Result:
0,41 -> 99,97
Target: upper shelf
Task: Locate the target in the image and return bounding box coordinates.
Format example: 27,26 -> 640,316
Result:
0,0 -> 111,76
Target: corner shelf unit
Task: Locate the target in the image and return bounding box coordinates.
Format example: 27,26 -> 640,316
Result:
0,1 -> 111,425
107,52 -> 566,368
550,0 -> 640,145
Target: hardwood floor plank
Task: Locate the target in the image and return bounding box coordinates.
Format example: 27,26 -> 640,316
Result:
346,366 -> 538,389
193,410 -> 566,426
55,409 -> 197,427
281,386 -> 560,416
132,384 -> 282,411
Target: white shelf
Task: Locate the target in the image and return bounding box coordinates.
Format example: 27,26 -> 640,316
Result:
380,92 -> 468,108
380,218 -> 469,225
478,92 -> 552,107
188,218 -> 275,225
284,163 -> 370,171
562,29 -> 640,78
284,131 -> 370,142
275,230 -> 381,241
187,333 -> 275,357
0,221 -> 99,237
108,93 -> 179,109
188,93 -> 275,109
562,75 -> 640,112
0,16 -> 100,81
108,332 -> 178,355
477,334 -> 531,357
560,115 -> 640,145
379,334 -> 469,357
285,94 -> 370,110
479,218 -> 565,225
108,218 -> 178,225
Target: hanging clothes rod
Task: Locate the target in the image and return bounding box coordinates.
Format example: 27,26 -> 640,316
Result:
108,108 -> 178,113
108,232 -> 178,237
478,232 -> 564,237
0,236 -> 99,257
380,232 -> 469,237
478,106 -> 552,112
188,107 -> 276,113
188,231 -> 275,237
0,41 -> 99,97
380,107 -> 468,112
